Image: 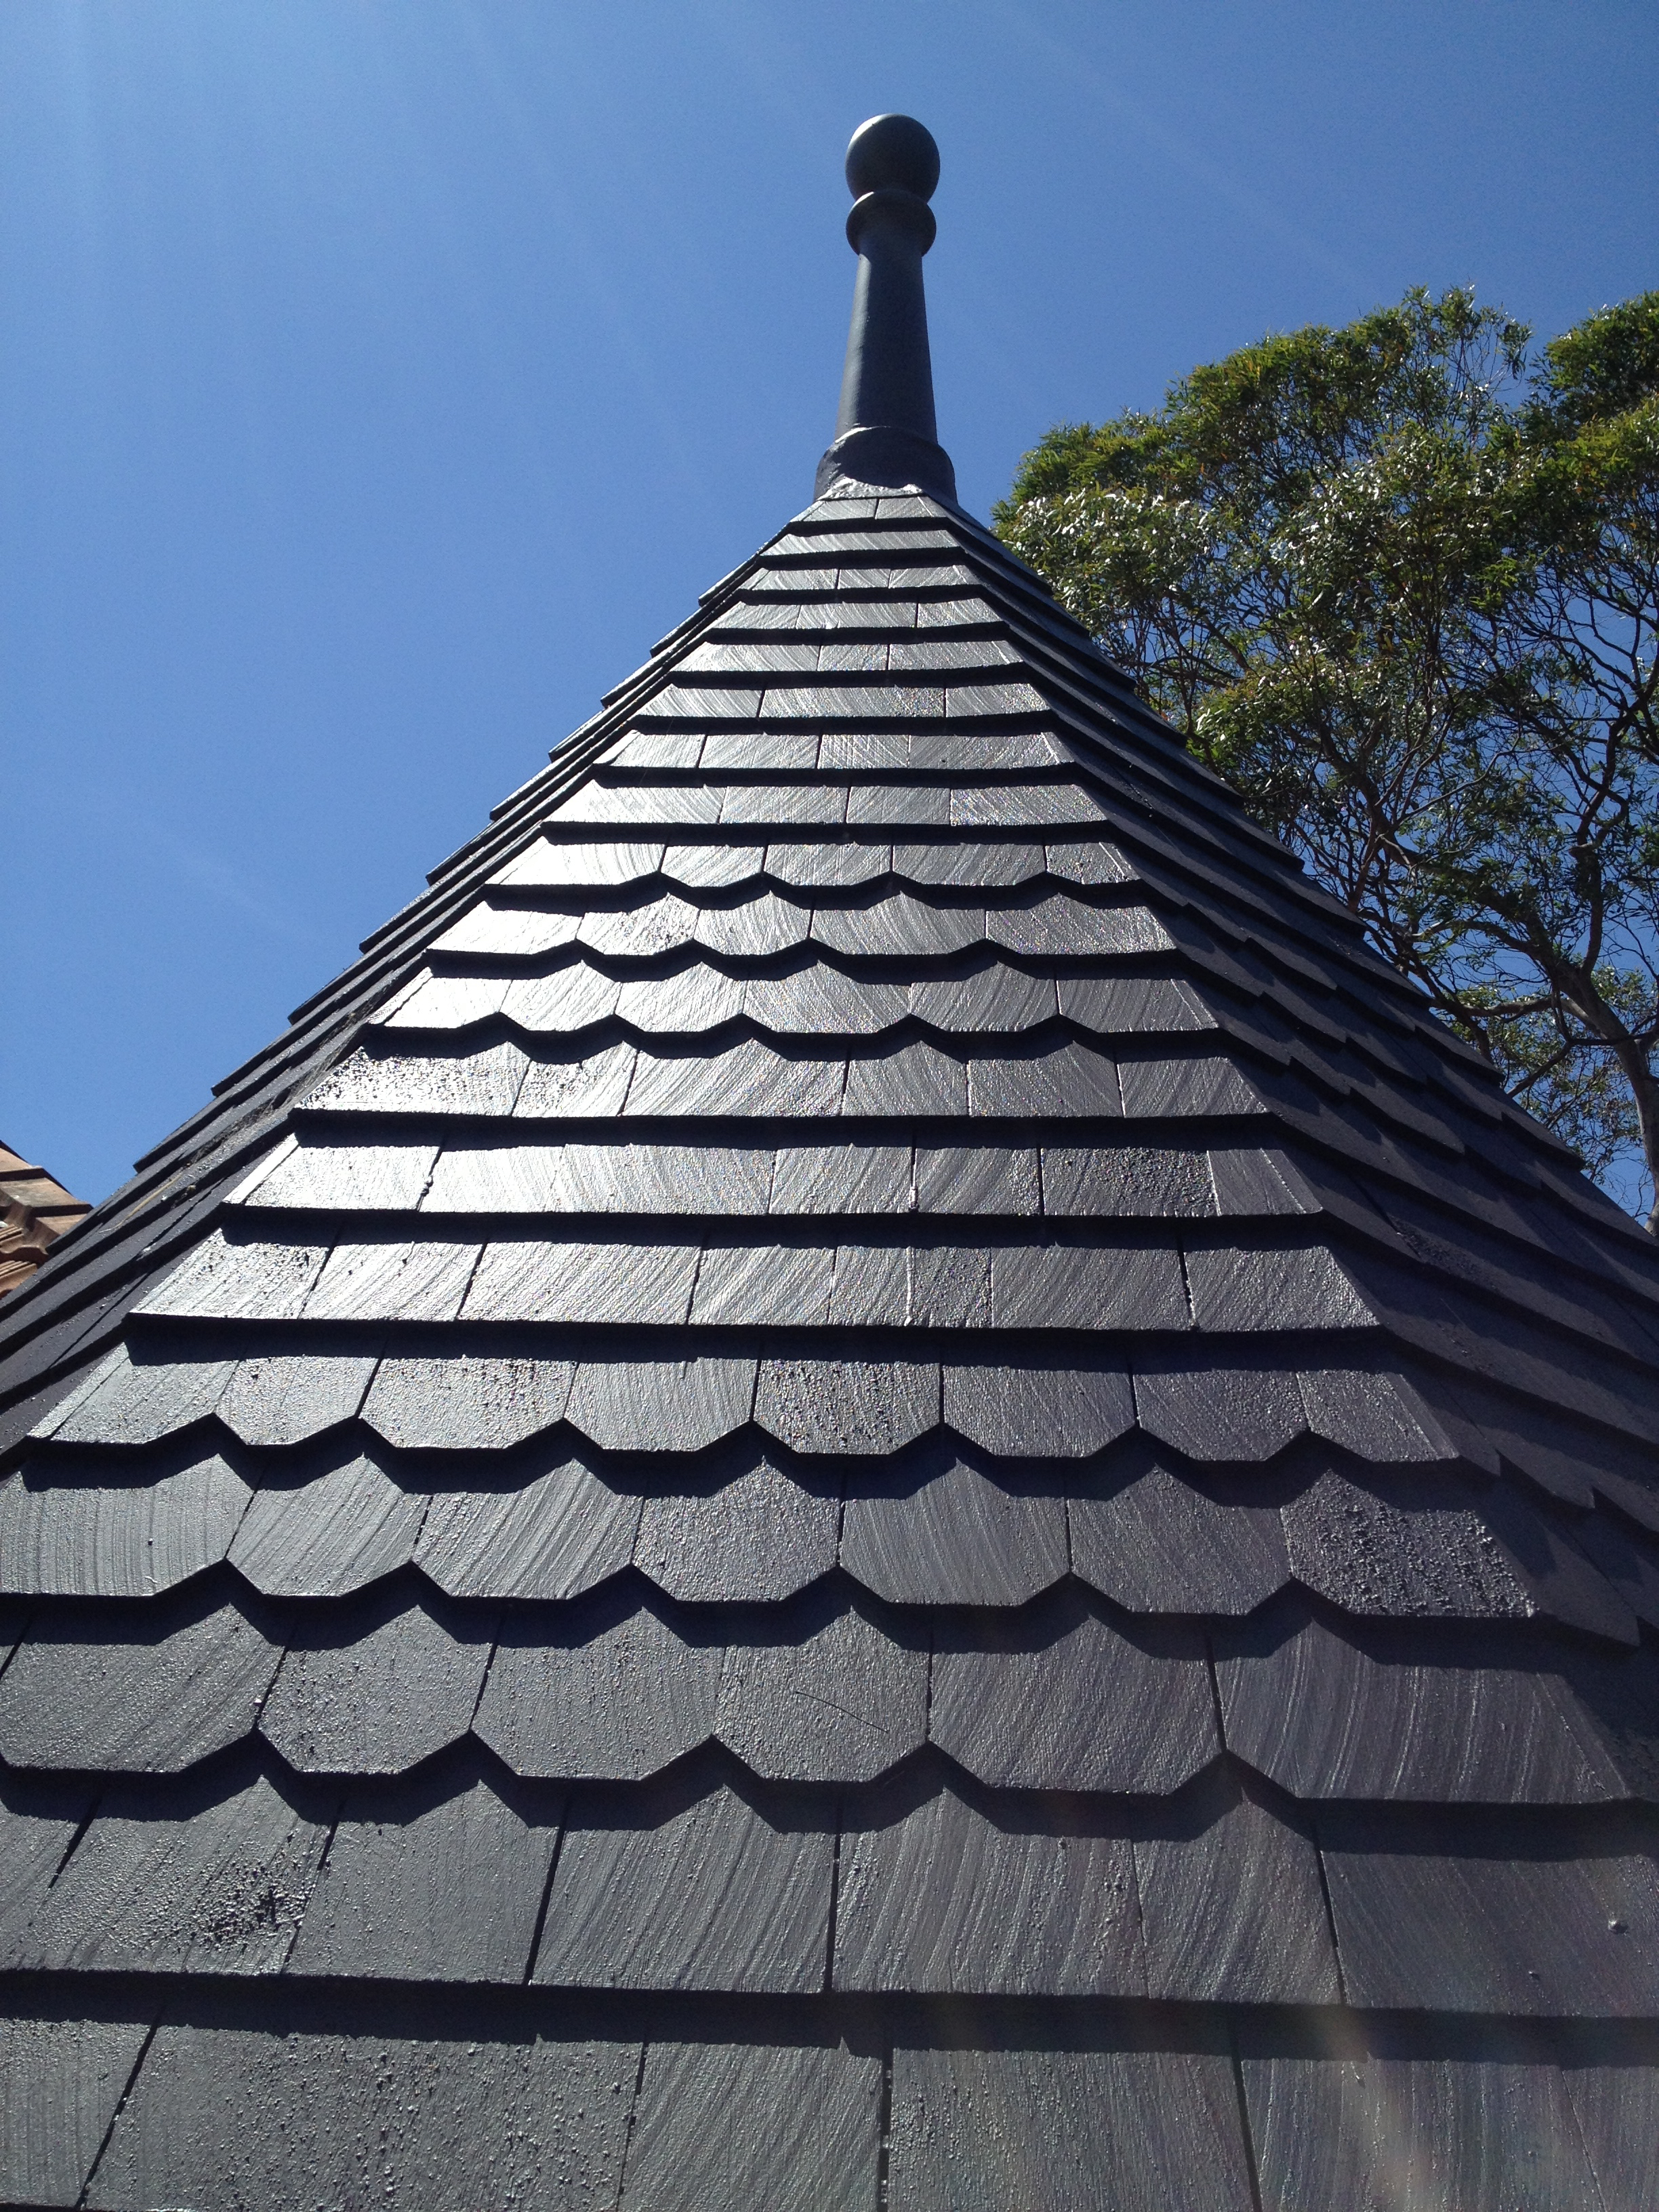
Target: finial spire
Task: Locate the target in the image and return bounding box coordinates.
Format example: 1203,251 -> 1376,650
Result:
815,115 -> 958,504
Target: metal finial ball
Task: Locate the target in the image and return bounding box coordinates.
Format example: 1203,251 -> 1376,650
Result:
845,115 -> 939,203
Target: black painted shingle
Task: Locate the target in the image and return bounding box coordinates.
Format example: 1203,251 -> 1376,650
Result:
95,2011 -> 640,2211
0,1449 -> 249,1597
1136,1788 -> 1340,2004
287,1774 -> 556,1982
24,1771 -> 325,1975
1069,1466 -> 1289,1614
535,1784 -> 832,1992
834,1788 -> 1143,1995
1322,1830 -> 1659,2014
230,1452 -> 424,1598
841,1460 -> 1067,1605
0,2012 -> 152,2207
261,1592 -> 492,1776
415,1462 -> 639,1601
634,1463 -> 838,1603
930,1605 -> 1214,1790
1216,1616 -> 1637,1802
1243,2054 -> 1609,2212
716,1602 -> 928,1781
0,1594 -> 280,1774
475,1598 -> 721,1780
623,2041 -> 881,2212
888,2046 -> 1256,2212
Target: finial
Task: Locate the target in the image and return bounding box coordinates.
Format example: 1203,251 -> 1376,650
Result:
815,115 -> 957,504
845,113 -> 941,201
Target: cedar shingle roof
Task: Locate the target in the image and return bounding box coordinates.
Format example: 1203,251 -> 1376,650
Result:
1,115 -> 1657,2211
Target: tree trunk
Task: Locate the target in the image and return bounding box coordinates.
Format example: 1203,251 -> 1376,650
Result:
1551,965 -> 1659,1233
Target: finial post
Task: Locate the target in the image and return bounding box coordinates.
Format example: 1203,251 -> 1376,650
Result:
816,115 -> 957,503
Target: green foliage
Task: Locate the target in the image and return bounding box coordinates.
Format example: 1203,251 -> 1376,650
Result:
996,287 -> 1659,1223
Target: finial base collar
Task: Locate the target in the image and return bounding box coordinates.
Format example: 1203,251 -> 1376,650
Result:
815,425 -> 958,504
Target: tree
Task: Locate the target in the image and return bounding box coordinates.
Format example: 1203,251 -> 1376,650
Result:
996,289 -> 1659,1223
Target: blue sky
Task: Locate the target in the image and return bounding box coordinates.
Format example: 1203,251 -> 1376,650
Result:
4,0 -> 1656,1203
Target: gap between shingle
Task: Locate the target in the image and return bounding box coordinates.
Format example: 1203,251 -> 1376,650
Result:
75,2007 -> 163,2212
608,2039 -> 653,2212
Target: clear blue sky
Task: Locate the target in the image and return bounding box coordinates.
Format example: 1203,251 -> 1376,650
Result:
5,1 -> 1656,1204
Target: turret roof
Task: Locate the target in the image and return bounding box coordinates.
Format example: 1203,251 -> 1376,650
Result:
1,116 -> 1657,2212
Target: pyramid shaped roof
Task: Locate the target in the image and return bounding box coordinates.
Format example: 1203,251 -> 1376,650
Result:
3,117 -> 1659,2210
